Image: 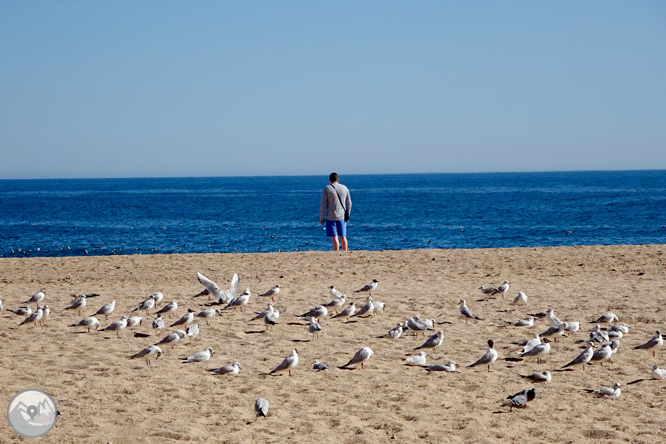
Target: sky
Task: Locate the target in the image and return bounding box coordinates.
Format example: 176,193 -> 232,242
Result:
1,1 -> 665,179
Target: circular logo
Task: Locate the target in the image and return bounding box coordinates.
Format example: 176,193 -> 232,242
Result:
7,389 -> 58,438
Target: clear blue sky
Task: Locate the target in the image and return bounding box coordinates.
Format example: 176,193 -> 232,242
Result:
1,1 -> 664,179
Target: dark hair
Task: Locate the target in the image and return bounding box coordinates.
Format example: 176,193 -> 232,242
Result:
329,172 -> 339,182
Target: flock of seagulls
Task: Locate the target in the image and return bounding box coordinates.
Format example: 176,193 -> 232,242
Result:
3,272 -> 665,420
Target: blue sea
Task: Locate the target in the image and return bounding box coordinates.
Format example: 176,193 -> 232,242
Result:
1,171 -> 665,258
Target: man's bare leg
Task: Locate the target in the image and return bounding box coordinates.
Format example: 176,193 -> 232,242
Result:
331,236 -> 340,251
340,236 -> 348,251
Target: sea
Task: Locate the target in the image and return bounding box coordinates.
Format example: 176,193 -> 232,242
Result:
1,170 -> 665,258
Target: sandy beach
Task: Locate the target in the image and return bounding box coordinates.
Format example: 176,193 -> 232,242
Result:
1,244 -> 666,443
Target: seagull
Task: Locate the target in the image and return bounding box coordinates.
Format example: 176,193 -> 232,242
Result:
585,382 -> 621,398
312,359 -> 328,371
405,316 -> 430,336
324,294 -> 346,314
606,340 -> 621,363
589,342 -> 613,366
562,321 -> 580,332
479,286 -> 497,295
127,316 -> 143,331
423,361 -> 458,372
129,345 -> 163,366
133,295 -> 155,315
539,323 -> 566,341
100,315 -> 129,338
270,349 -> 299,376
506,317 -> 535,327
23,289 -> 45,304
264,311 -> 279,330
355,279 -> 378,295
633,330 -> 663,357
351,296 -> 374,318
379,322 -> 403,342
209,361 -> 241,375
155,330 -> 186,348
545,307 -> 563,326
589,325 -> 610,343
340,347 -> 374,369
297,305 -> 327,319
150,292 -> 164,306
415,330 -> 444,354
152,315 -> 165,330
0,296 -> 3,311
491,281 -> 510,298
520,371 -> 551,383
458,299 -> 482,323
250,303 -> 275,322
40,305 -> 49,326
372,300 -> 386,313
467,339 -> 498,372
254,398 -> 269,421
515,333 -> 541,355
195,272 -> 238,303
186,324 -> 200,340
69,316 -> 100,333
503,388 -> 536,411
156,300 -> 178,318
196,308 -> 222,325
329,285 -> 345,299
404,352 -> 427,366
332,302 -> 356,321
518,338 -> 550,364
19,307 -> 43,327
224,289 -> 252,311
562,341 -> 595,371
651,365 -> 666,380
8,306 -> 31,316
180,347 -> 214,363
171,309 -> 195,327
93,300 -> 116,320
513,291 -> 528,305
591,312 -> 619,324
259,285 -> 280,301
527,308 -> 550,318
65,295 -> 87,315
308,317 -> 322,340
609,324 -> 630,334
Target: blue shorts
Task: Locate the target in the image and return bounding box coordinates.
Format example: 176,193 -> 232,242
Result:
326,220 -> 347,238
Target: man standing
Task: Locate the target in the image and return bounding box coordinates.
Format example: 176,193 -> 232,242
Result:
320,172 -> 352,251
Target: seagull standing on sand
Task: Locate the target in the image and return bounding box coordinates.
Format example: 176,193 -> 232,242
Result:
250,304 -> 275,322
539,323 -> 566,341
270,349 -> 299,376
308,317 -> 322,340
254,398 -> 269,421
379,322 -> 403,342
264,311 -> 279,330
492,281 -> 510,298
415,330 -> 444,354
133,295 -> 155,315
156,299 -> 178,318
479,286 -> 496,296
23,289 -> 45,305
150,292 -> 164,306
8,306 -> 31,316
585,382 -> 621,398
186,324 -> 200,340
224,289 -> 252,311
332,302 -> 356,321
589,342 -> 613,366
297,305 -> 327,319
65,295 -> 87,315
518,338 -> 550,364
196,308 -> 221,325
100,315 -> 129,338
562,341 -> 595,371
340,347 -> 374,369
324,294 -> 346,315
404,352 -> 427,366
355,279 -> 378,295
467,339 -> 498,372
41,305 -> 49,326
259,285 -> 280,302
458,299 -> 482,323
329,285 -> 345,299
69,316 -> 100,333
633,330 -> 663,357
351,296 -> 375,318
545,307 -> 563,326
592,312 -> 619,324
130,345 -> 163,366
171,308 -> 195,327
155,330 -> 186,348
127,316 -> 142,331
93,300 -> 116,320
513,291 -> 528,305
152,315 -> 165,330
20,307 -> 43,327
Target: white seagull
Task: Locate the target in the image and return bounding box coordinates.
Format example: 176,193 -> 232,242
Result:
520,371 -> 551,383
651,365 -> 666,380
592,312 -> 619,324
467,339 -> 498,372
585,382 -> 621,398
100,315 -> 129,338
351,296 -> 375,318
561,341 -> 595,371
513,291 -> 528,305
180,347 -> 214,363
379,322 -> 403,342
259,285 -> 280,301
424,361 -> 458,372
355,279 -> 378,295
195,272 -> 239,303
133,295 -> 155,315
332,302 -> 356,321
254,398 -> 269,420
156,299 -> 178,318
415,330 -> 444,354
130,345 -> 163,366
65,295 -> 87,315
270,349 -> 299,376
458,299 -> 482,323
340,347 -> 374,369
209,361 -> 241,375
308,317 -> 322,340
20,307 -> 43,327
93,300 -> 116,320
404,352 -> 427,366
492,281 -> 510,298
324,294 -> 346,314
633,330 -> 663,357
69,316 -> 100,333
171,309 -> 195,327
23,289 -> 45,304
152,315 -> 165,330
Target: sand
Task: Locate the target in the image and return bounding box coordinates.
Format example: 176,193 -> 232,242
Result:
1,244 -> 666,443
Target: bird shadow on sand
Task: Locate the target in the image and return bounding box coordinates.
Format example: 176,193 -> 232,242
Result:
244,330 -> 265,334
290,339 -> 310,343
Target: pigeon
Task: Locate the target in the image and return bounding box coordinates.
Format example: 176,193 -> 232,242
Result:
503,388 -> 536,411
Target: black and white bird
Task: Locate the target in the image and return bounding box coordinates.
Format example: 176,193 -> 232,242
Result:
378,322 -> 403,342
259,285 -> 280,301
20,306 -> 43,327
633,329 -> 663,357
133,295 -> 155,315
355,279 -> 378,295
195,272 -> 238,303
171,308 -> 195,327
254,398 -> 269,421
467,339 -> 498,372
351,296 -> 374,318
339,347 -> 374,369
518,338 -> 550,364
324,294 -> 347,315
152,315 -> 165,330
503,388 -> 536,411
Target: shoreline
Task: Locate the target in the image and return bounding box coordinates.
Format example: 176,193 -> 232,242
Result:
1,244 -> 665,443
